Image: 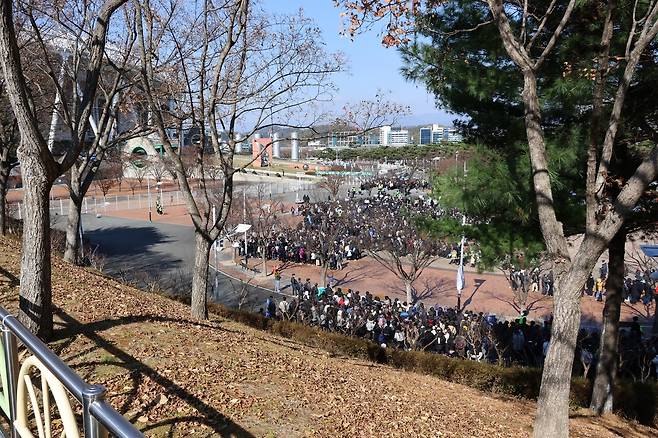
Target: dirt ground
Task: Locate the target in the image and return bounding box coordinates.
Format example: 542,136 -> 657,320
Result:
0,235 -> 655,437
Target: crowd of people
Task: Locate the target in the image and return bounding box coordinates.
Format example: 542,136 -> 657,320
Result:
242,172 -> 658,378
237,173 -> 467,271
579,260 -> 658,307
261,277 -> 658,379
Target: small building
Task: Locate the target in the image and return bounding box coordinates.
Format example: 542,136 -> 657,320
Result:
252,138 -> 273,167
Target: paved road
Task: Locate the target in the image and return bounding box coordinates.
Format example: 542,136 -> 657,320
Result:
53,214 -> 274,311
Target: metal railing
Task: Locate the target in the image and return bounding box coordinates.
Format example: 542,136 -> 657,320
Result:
0,306 -> 143,437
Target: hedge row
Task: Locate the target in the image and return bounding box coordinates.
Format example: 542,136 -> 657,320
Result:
197,301 -> 656,426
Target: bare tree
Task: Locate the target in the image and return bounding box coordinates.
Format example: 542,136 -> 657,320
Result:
364,205 -> 442,304
338,90 -> 410,133
93,162 -> 120,199
498,254 -> 547,315
130,154 -> 151,189
0,0 -> 127,338
337,2 -> 658,434
319,175 -> 345,201
135,0 -> 342,319
301,211 -> 348,287
240,184 -> 284,277
63,17 -> 149,264
148,158 -> 170,183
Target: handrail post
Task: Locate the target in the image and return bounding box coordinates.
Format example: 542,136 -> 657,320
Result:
2,330 -> 19,438
83,385 -> 108,438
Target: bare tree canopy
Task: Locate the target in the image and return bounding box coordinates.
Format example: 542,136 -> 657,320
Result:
135,0 -> 343,319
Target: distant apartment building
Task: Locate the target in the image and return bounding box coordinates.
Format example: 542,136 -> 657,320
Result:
328,131 -> 362,148
328,130 -> 380,147
379,126 -> 410,146
419,124 -> 463,144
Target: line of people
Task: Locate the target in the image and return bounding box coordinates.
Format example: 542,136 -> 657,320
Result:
261,277 -> 658,379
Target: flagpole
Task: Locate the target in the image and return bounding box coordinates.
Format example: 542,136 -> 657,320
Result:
457,215 -> 466,310
456,156 -> 467,310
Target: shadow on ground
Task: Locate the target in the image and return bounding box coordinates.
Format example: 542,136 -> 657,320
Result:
53,308 -> 255,437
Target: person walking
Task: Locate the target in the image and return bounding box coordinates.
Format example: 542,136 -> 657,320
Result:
595,277 -> 605,301
599,260 -> 608,280
265,296 -> 276,318
274,269 -> 281,293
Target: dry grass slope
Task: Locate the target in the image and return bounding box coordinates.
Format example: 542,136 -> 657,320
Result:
0,235 -> 654,437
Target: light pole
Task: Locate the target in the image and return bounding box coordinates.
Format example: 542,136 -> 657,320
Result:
456,154 -> 468,310
243,190 -> 248,264
147,176 -> 152,221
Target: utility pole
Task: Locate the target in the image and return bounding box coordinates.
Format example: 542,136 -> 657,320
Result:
456,156 -> 468,310
147,177 -> 152,222
243,190 -> 248,264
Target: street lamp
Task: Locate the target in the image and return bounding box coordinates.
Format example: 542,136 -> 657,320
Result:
147,176 -> 152,221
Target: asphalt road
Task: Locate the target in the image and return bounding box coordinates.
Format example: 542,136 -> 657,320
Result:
53,214 -> 275,311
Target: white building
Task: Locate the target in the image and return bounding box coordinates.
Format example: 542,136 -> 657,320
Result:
379,126 -> 390,146
379,125 -> 409,146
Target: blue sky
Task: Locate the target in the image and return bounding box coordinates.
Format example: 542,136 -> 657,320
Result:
261,0 -> 454,126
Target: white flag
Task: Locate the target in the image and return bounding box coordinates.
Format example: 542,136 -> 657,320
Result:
456,263 -> 465,291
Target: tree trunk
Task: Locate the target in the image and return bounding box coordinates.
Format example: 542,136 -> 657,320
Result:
517,70 -> 584,438
261,246 -> 268,278
320,263 -> 328,287
534,271 -> 583,438
18,160 -> 53,339
0,173 -> 7,235
590,227 -> 626,414
63,187 -> 83,264
404,279 -> 413,305
0,147 -> 9,235
191,230 -> 211,320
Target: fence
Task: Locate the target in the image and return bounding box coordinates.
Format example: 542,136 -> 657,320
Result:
6,175 -> 378,221
8,181 -> 328,220
0,306 -> 142,437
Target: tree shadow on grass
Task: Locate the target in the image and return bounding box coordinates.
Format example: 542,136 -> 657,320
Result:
53,308 -> 256,438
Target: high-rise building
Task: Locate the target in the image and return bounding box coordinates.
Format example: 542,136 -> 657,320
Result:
379,125 -> 409,146
328,131 -> 363,148
419,124 -> 462,144
388,129 -> 409,146
419,127 -> 432,145
327,130 -> 381,147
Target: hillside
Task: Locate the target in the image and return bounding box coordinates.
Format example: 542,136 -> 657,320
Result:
0,235 -> 654,437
